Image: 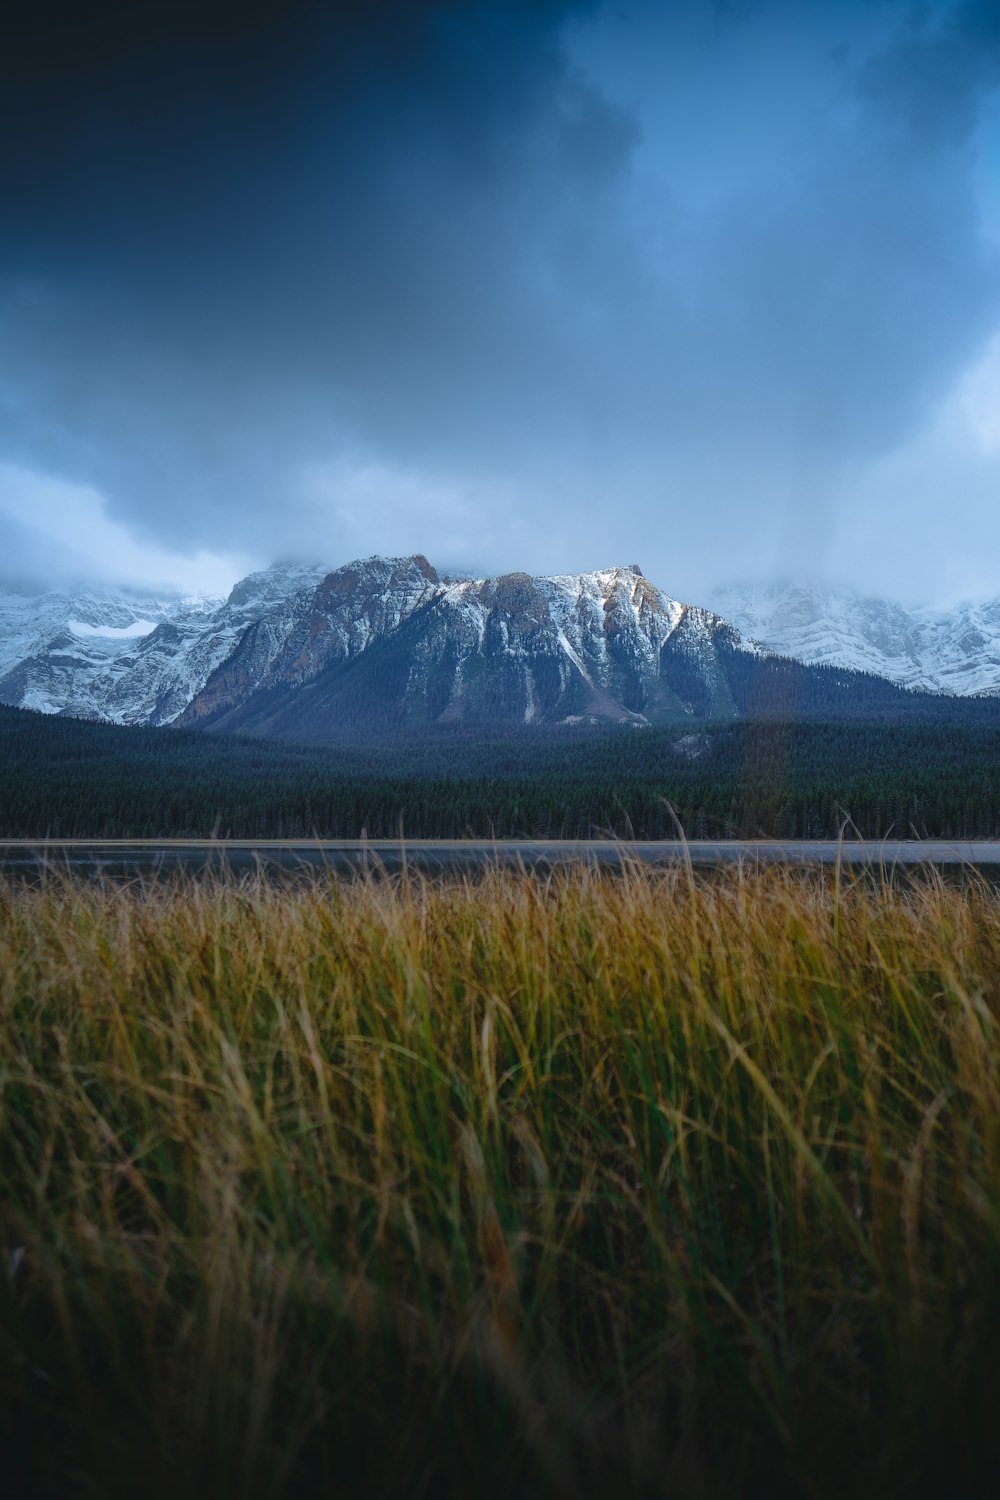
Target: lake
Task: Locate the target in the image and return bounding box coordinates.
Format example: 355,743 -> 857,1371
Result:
3,838 -> 1000,879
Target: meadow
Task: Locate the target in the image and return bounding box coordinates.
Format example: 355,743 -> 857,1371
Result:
2,862 -> 999,1497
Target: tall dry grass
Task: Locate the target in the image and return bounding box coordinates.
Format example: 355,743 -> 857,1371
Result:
1,863 -> 999,1498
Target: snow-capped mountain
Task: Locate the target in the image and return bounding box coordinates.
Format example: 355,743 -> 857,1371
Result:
0,563 -> 329,724
0,584 -> 219,718
176,555 -> 444,726
0,556 -> 773,734
710,583 -> 1000,696
177,558 -> 750,737
0,557 -> 962,739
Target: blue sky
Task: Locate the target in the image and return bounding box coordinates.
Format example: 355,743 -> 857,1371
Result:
3,0 -> 1000,604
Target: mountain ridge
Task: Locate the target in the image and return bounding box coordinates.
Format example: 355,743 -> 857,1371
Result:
0,556 -> 993,739
175,557 -> 740,737
710,581 -> 1000,696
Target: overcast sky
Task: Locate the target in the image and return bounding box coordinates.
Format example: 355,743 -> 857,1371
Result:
3,0 -> 1000,605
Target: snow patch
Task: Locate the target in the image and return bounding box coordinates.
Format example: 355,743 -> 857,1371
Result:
68,619 -> 158,639
555,626 -> 593,685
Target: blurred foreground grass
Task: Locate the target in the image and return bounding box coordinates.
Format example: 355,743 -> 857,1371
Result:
1,864 -> 999,1498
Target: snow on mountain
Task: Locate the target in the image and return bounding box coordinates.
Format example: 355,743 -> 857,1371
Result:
175,556 -> 443,725
92,561 -> 332,725
67,619 -> 160,640
0,563 -> 328,723
8,557 -> 999,736
179,559 -> 755,738
0,584 -> 220,717
709,583 -> 1000,696
0,585 -> 181,682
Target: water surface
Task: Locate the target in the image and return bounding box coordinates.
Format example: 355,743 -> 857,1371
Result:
3,838 -> 1000,880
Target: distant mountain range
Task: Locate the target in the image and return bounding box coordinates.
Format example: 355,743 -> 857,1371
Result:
0,563 -> 328,725
0,558 -> 994,740
710,583 -> 1000,696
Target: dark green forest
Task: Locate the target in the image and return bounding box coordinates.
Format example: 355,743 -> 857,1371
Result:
4,702 -> 1000,839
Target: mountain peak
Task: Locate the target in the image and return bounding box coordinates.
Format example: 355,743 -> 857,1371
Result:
7,557 -> 1000,735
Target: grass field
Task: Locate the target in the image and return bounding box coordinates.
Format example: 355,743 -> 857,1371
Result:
2,863 -> 999,1498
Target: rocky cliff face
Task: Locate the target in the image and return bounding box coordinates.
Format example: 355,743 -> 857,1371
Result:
0,556 -> 949,739
175,559 -> 753,738
176,556 -> 443,724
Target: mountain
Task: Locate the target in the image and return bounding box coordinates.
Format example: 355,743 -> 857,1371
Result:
0,556 -> 776,735
176,558 -> 753,737
176,557 -> 922,741
0,556 -> 960,740
0,583 -> 209,717
710,583 -> 1000,696
0,563 -> 328,725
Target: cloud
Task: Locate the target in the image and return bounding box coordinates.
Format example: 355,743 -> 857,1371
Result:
0,465 -> 248,593
1,0 -> 1000,601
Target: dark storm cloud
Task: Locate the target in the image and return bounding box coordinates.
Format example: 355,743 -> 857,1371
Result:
2,0 -> 1000,597
1,1 -> 595,260
1,0 -> 614,547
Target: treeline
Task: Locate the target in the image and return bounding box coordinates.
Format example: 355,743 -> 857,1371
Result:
4,704 -> 1000,839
